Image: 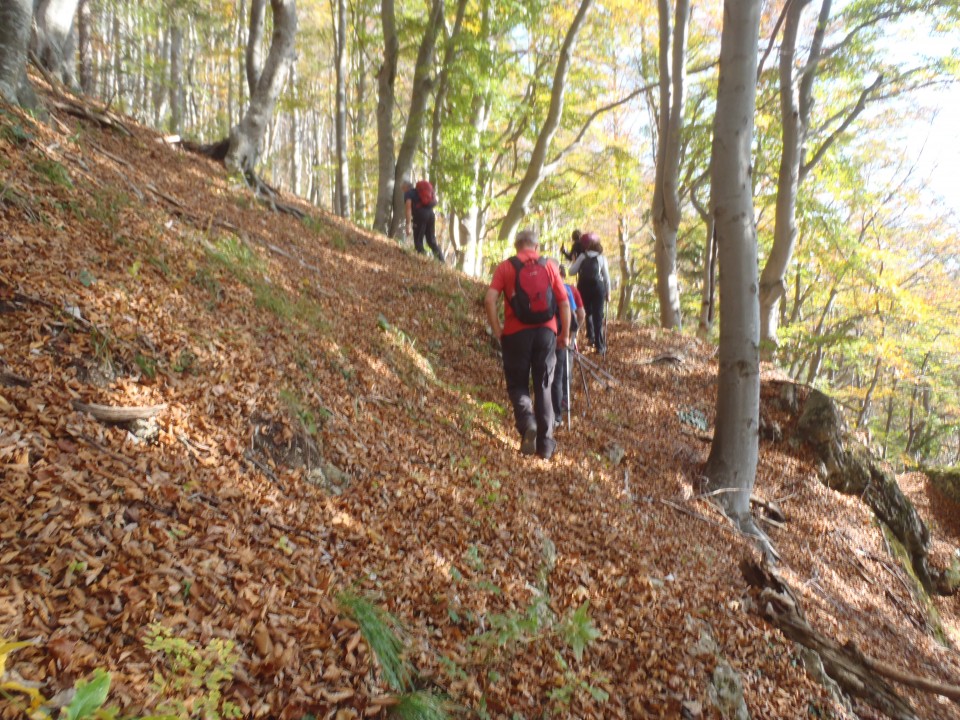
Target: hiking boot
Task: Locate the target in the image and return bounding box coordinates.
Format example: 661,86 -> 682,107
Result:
537,443 -> 556,461
520,427 -> 537,455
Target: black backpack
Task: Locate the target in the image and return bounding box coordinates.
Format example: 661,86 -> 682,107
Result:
577,254 -> 604,294
509,257 -> 557,324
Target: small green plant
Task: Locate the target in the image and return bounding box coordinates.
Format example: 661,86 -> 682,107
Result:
207,236 -> 261,281
278,388 -> 329,436
464,545 -> 484,573
558,601 -> 602,662
0,120 -> 32,146
31,157 -> 73,188
301,214 -> 325,235
144,623 -> 242,719
391,690 -> 451,720
173,349 -> 198,374
336,591 -> 411,692
191,266 -> 223,306
547,652 -> 609,711
135,353 -> 158,379
89,326 -> 115,370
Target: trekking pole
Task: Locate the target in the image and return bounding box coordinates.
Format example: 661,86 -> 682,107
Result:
574,341 -> 590,412
602,304 -> 608,362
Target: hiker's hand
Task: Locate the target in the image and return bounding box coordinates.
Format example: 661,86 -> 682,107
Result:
558,334 -> 569,349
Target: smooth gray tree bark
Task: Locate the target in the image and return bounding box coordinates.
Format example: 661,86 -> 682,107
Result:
226,0 -> 297,174
32,0 -> 81,86
372,0 -> 398,234
169,19 -> 184,134
246,0 -> 266,96
0,0 -> 32,104
334,0 -> 349,217
704,0 -> 765,539
77,0 -> 92,93
388,0 -> 444,239
651,0 -> 689,330
497,0 -> 595,243
758,0 -> 827,354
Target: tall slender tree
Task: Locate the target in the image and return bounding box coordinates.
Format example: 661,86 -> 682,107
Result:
497,0 -> 595,243
650,0 -> 689,330
703,0 -> 765,542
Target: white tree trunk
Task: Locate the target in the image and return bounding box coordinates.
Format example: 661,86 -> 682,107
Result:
704,0 -> 763,533
334,0 -> 349,217
651,0 -> 689,330
246,0 -> 266,97
168,19 -> 183,134
227,0 -> 297,175
498,0 -> 595,243
759,0 -> 833,355
0,0 -> 32,104
32,0 -> 80,86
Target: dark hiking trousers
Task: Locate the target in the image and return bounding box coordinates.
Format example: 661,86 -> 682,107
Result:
501,327 -> 557,456
580,287 -> 606,353
551,346 -> 570,420
413,207 -> 442,260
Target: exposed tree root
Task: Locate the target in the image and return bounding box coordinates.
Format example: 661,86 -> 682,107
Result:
742,558 -> 960,719
175,137 -> 306,219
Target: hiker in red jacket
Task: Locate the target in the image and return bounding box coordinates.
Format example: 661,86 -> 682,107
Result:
402,179 -> 443,262
484,230 -> 571,460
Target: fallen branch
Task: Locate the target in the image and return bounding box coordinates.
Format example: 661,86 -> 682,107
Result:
1,370 -> 32,388
73,400 -> 167,423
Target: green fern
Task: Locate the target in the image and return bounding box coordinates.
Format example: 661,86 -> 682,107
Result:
336,591 -> 411,692
391,691 -> 451,720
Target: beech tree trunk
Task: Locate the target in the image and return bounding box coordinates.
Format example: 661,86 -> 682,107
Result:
226,0 -> 297,175
372,0 -> 398,234
334,0 -> 349,217
246,0 -> 266,97
498,0 -> 595,243
651,0 -> 689,330
704,0 -> 763,534
0,0 -> 32,104
759,0 -> 830,353
77,0 -> 93,94
388,0 -> 444,239
32,0 -> 81,87
169,19 -> 183,134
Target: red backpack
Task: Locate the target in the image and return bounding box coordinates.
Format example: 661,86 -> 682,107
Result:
508,257 -> 557,325
415,180 -> 436,208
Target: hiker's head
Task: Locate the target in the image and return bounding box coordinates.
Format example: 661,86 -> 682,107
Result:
401,179 -> 412,192
559,265 -> 567,278
515,229 -> 538,251
581,232 -> 602,253
572,229 -> 581,243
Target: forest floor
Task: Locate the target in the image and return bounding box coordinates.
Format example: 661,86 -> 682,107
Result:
2,86 -> 960,720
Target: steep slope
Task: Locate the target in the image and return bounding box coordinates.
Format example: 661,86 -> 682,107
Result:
2,95 -> 960,719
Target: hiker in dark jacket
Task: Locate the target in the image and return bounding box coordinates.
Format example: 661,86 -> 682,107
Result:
568,232 -> 610,354
561,229 -> 585,262
402,180 -> 443,261
484,230 -> 571,460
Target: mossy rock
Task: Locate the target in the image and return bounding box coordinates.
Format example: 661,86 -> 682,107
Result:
794,387 -> 934,592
